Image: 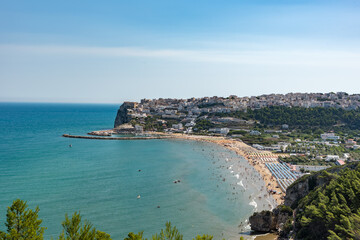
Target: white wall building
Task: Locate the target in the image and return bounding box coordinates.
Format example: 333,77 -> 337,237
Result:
209,128 -> 230,135
172,123 -> 183,130
321,133 -> 340,141
325,155 -> 340,161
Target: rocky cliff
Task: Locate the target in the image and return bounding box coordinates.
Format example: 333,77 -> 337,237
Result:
249,162 -> 360,239
114,102 -> 137,128
284,162 -> 359,209
249,205 -> 292,233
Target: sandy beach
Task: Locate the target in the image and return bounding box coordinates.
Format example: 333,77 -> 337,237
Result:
85,130 -> 283,239
151,132 -> 286,205
90,130 -> 286,205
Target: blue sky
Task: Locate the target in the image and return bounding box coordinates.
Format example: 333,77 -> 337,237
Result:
1,0 -> 360,103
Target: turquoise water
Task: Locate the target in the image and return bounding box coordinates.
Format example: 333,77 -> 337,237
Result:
0,103 -> 272,239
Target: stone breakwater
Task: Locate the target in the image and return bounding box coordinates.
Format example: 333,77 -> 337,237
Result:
62,134 -> 169,140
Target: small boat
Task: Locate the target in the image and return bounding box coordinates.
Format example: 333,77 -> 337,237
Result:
137,195 -> 141,199
69,144 -> 72,148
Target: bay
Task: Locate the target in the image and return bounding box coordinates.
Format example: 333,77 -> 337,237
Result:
0,103 -> 272,239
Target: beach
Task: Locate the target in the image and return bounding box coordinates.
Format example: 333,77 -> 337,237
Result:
1,102 -> 284,239
65,125 -> 285,238
98,130 -> 286,204
149,132 -> 286,205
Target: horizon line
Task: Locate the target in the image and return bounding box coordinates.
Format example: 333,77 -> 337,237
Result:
1,91 -> 358,105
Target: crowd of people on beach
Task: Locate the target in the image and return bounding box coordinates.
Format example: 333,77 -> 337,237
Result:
168,133 -> 288,205
190,141 -> 279,232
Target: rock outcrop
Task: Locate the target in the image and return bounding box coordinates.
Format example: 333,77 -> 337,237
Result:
114,102 -> 138,128
249,206 -> 292,233
284,172 -> 331,209
88,131 -> 113,136
284,162 -> 359,209
249,210 -> 277,232
249,162 -> 360,239
113,123 -> 136,133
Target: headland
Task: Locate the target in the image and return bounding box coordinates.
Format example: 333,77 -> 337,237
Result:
62,92 -> 360,238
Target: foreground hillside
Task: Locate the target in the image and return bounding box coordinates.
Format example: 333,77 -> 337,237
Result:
250,162 -> 360,240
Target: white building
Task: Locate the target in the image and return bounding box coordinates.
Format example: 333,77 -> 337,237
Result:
165,109 -> 177,115
321,133 -> 340,141
135,125 -> 144,132
209,128 -> 230,135
172,123 -> 183,130
325,155 -> 340,161
294,165 -> 330,172
185,127 -> 193,134
185,121 -> 196,127
219,128 -> 230,135
250,130 -> 261,135
253,144 -> 265,150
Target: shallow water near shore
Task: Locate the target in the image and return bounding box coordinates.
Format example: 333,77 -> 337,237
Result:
0,103 -> 274,239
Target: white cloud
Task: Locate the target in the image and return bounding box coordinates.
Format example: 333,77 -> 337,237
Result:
1,44 -> 360,67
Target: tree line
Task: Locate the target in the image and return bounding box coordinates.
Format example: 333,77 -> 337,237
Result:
215,106 -> 360,130
0,200 -> 244,240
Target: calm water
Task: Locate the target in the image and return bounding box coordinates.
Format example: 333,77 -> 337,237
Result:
0,103 -> 269,239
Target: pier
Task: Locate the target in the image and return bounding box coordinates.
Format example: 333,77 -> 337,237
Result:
62,134 -> 170,140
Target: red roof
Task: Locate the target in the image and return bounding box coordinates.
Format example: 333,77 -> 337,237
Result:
336,160 -> 345,165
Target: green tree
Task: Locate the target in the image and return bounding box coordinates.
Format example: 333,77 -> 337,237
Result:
193,234 -> 213,240
295,165 -> 360,239
96,231 -> 112,240
124,232 -> 145,240
151,222 -> 182,240
0,199 -> 45,240
59,212 -> 111,240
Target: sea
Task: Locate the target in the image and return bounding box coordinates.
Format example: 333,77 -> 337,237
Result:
0,103 -> 275,239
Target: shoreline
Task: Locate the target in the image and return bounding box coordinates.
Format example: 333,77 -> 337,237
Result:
141,131 -> 285,205
160,133 -> 285,205
147,132 -> 282,240
73,130 -> 285,205
65,130 -> 281,239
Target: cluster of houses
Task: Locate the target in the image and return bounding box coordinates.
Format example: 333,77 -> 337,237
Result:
114,93 -> 360,147
319,132 -> 360,150
251,129 -> 360,168
131,92 -> 357,117
123,92 -> 360,132
121,92 -> 359,134
115,95 -> 360,175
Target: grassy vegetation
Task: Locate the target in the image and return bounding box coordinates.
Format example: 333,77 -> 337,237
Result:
239,134 -> 280,146
194,119 -> 215,131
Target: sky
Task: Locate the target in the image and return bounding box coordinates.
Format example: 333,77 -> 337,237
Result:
1,0 -> 360,103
